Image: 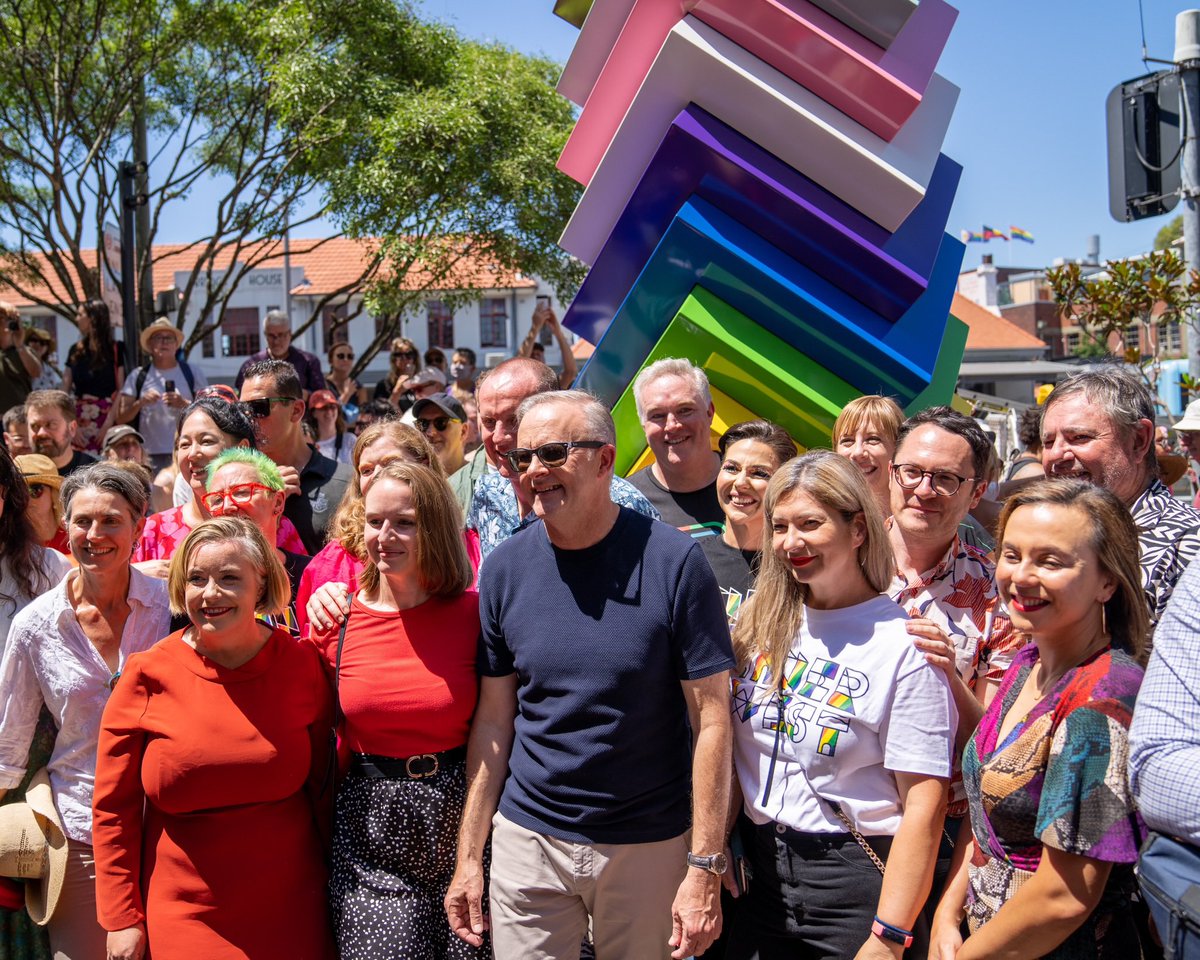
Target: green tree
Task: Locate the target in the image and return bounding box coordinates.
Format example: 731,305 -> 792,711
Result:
0,0 -> 582,366
269,0 -> 584,368
1155,214 -> 1184,251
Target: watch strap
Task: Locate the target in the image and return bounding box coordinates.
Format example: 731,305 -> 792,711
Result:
872,917 -> 914,948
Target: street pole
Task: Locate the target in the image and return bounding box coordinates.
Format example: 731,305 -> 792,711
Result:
118,162 -> 141,375
1177,10 -> 1200,378
134,80 -> 154,341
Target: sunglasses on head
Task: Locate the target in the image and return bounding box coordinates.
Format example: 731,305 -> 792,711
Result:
415,416 -> 459,433
201,481 -> 276,511
504,440 -> 605,473
238,397 -> 295,419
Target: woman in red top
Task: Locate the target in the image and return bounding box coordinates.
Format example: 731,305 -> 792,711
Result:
313,461 -> 483,960
298,419 -> 481,637
92,517 -> 335,960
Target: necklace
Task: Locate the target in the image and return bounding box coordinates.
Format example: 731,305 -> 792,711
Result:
1033,630 -> 1108,696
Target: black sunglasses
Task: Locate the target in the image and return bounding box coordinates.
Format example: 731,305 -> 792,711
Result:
27,482 -> 48,499
504,440 -> 605,473
238,396 -> 295,419
415,416 -> 459,433
333,351 -> 354,360
391,350 -> 418,360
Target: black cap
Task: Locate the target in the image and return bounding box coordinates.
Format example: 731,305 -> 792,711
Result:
411,394 -> 467,422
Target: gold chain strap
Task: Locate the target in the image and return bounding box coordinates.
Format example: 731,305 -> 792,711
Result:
829,803 -> 886,875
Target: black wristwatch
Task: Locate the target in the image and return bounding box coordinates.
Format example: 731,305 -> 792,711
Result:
686,851 -> 728,876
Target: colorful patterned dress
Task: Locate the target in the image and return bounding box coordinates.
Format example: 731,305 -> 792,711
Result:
962,643 -> 1145,958
132,506 -> 308,562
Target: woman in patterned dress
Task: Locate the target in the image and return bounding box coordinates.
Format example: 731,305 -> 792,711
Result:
61,301 -> 123,453
930,479 -> 1148,959
311,462 -> 484,960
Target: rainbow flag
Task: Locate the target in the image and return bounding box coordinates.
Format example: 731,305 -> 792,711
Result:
982,225 -> 1009,241
1010,226 -> 1035,243
960,229 -> 985,243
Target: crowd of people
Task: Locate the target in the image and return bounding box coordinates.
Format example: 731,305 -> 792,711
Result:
0,298 -> 1193,960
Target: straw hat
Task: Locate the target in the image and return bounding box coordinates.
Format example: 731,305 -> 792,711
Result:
0,769 -> 67,925
138,318 -> 185,353
13,454 -> 62,491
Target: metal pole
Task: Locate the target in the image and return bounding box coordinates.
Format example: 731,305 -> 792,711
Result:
118,162 -> 139,374
1177,10 -> 1200,377
134,82 -> 154,342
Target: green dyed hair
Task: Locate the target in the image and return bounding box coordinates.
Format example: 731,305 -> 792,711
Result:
205,447 -> 285,491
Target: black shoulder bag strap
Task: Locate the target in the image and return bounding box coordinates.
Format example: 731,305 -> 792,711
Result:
320,605 -> 352,798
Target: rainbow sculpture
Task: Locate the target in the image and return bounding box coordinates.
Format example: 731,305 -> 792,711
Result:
553,0 -> 968,467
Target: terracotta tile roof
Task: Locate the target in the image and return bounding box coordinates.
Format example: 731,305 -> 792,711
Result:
0,236 -> 536,308
953,292 -> 1047,351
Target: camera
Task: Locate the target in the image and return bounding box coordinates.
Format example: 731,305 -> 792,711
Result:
7,322 -> 18,332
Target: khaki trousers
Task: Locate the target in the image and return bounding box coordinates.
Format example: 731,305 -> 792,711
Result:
48,839 -> 107,960
489,811 -> 687,960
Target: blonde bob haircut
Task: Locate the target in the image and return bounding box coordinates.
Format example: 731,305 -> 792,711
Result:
996,478 -> 1149,662
831,395 -> 905,450
167,517 -> 291,618
357,462 -> 472,599
327,421 -> 444,558
732,451 -> 893,682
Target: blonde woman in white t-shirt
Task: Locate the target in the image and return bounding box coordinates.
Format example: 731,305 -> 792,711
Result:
725,451 -> 956,960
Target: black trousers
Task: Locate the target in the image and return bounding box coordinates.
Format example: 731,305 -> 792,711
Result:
726,820 -> 926,960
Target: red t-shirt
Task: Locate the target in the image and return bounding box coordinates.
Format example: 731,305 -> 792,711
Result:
312,592 -> 480,758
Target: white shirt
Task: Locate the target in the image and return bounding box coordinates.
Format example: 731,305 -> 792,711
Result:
0,568 -> 171,843
732,594 -> 956,835
316,433 -> 352,464
120,363 -> 208,456
0,549 -> 72,655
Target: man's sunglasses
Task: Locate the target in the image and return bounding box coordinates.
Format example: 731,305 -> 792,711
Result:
504,440 -> 604,473
238,397 -> 295,419
201,482 -> 276,511
415,416 -> 460,433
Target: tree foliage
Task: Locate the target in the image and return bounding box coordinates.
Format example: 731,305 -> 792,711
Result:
1046,249 -> 1200,359
1154,214 -> 1183,251
269,0 -> 584,369
0,0 -> 583,367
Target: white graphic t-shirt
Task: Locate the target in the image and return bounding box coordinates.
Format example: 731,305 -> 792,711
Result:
732,594 -> 956,835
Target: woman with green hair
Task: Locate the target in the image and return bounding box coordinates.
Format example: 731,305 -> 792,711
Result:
202,447 -> 311,637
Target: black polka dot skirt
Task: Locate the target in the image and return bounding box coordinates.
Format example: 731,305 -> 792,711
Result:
330,757 -> 488,960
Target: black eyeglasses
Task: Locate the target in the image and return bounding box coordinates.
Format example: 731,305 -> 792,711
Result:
238,396 -> 295,419
891,463 -> 976,497
415,416 -> 459,433
504,440 -> 605,473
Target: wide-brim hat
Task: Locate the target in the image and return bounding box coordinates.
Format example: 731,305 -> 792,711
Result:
0,769 -> 67,926
1174,398 -> 1200,432
13,455 -> 62,490
138,318 -> 185,353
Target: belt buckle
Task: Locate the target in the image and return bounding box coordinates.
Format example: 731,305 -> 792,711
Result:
405,754 -> 438,779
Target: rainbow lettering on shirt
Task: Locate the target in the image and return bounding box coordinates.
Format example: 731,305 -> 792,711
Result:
826,691 -> 854,713
797,658 -> 838,700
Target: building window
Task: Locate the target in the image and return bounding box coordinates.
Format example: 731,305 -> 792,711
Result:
1065,331 -> 1082,352
1161,321 -> 1183,354
322,306 -> 349,353
480,297 -> 507,349
221,307 -> 261,358
426,300 -> 454,349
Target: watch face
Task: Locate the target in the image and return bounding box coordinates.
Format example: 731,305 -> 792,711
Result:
710,852 -> 728,875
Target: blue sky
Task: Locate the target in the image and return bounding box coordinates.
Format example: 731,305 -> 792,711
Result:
410,0 -> 1189,272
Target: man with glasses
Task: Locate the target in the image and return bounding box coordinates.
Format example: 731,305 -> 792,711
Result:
464,357 -> 656,561
25,389 -> 96,477
411,393 -> 470,475
238,359 -> 351,553
116,318 -> 207,471
1041,366 -> 1200,628
233,309 -> 326,397
447,390 -> 733,960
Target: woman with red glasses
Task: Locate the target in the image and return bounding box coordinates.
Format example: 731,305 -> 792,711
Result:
327,344 -> 368,409
132,398 -> 306,573
203,448 -> 311,636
